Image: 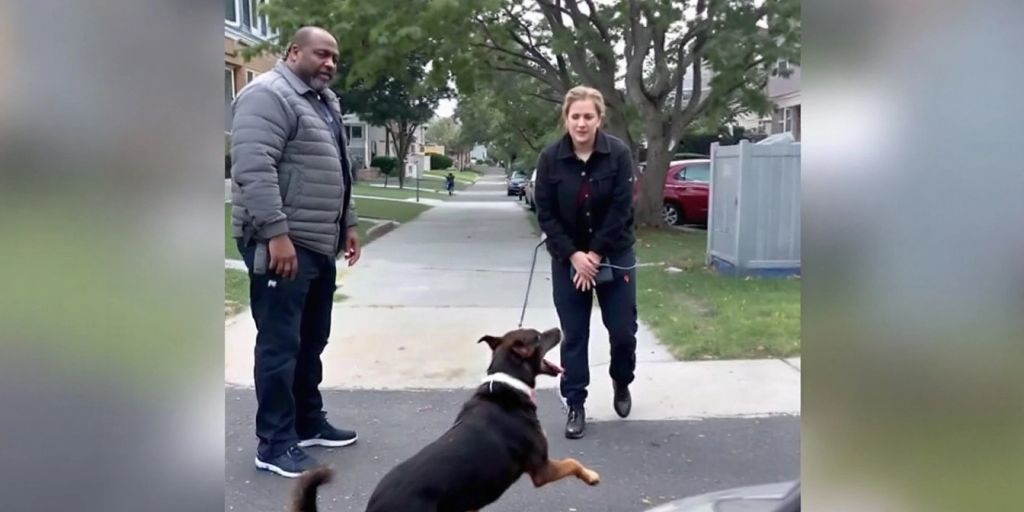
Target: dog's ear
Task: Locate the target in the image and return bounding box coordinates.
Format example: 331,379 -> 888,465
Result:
478,335 -> 502,351
538,328 -> 562,354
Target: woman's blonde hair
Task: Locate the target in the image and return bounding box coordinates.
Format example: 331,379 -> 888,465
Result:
561,85 -> 606,119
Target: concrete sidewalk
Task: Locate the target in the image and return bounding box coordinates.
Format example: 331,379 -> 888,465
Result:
224,168 -> 800,422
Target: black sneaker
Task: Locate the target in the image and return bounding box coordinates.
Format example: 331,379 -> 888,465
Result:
565,406 -> 586,439
613,381 -> 632,418
255,445 -> 318,478
298,422 -> 358,448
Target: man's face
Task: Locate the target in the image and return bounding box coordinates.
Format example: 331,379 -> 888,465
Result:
288,32 -> 339,91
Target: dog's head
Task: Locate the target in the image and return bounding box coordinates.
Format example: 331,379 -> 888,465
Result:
478,327 -> 563,387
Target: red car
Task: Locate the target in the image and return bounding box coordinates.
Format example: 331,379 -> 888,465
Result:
634,159 -> 711,225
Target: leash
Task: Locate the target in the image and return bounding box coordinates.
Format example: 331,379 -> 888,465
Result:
518,238 -> 641,328
519,239 -> 547,328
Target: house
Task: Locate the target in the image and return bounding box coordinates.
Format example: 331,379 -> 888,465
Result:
341,114 -> 428,177
470,144 -> 488,162
224,0 -> 279,132
764,59 -> 801,141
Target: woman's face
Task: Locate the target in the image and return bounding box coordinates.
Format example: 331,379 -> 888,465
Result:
565,99 -> 602,148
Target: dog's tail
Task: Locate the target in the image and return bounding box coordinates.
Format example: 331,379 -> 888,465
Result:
290,466 -> 334,512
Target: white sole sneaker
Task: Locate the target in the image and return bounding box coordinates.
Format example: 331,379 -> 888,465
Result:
297,435 -> 358,448
254,456 -> 304,478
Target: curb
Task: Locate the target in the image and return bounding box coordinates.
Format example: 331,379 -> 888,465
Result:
365,219 -> 399,241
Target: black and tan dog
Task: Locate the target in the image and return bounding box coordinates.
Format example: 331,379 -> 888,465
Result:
290,327 -> 601,512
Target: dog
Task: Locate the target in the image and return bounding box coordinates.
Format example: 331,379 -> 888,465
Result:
289,327 -> 601,512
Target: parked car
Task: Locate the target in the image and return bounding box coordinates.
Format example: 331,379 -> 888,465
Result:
662,158 -> 711,225
644,480 -> 799,512
507,172 -> 528,198
634,158 -> 711,225
524,168 -> 538,210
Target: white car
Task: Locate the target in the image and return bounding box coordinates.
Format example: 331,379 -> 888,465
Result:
645,481 -> 799,512
524,168 -> 538,211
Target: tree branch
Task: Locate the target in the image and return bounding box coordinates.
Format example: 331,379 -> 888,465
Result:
514,125 -> 541,152
501,12 -> 567,90
473,11 -> 571,95
559,0 -> 618,92
582,0 -> 612,42
624,0 -> 656,111
527,91 -> 563,105
489,62 -> 563,93
649,9 -> 671,99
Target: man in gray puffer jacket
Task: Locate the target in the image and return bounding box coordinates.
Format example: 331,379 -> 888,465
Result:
230,26 -> 359,479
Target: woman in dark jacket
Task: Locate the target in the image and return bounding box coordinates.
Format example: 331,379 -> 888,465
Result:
534,85 -> 638,439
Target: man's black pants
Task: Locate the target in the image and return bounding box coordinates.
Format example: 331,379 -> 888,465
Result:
551,248 -> 638,408
238,239 -> 336,460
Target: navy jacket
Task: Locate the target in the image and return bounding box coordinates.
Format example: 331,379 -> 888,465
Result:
534,130 -> 636,262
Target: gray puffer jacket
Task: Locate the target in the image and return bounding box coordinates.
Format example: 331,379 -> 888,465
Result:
230,61 -> 358,257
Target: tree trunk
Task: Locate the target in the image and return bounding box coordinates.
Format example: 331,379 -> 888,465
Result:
602,108 -> 638,159
636,127 -> 671,228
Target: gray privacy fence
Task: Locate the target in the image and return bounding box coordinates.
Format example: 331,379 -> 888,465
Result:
706,139 -> 800,277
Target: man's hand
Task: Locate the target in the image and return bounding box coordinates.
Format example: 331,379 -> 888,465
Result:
586,251 -> 602,266
344,227 -> 361,266
268,234 -> 298,280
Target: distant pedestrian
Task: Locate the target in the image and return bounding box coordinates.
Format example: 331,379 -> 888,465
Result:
446,172 -> 456,196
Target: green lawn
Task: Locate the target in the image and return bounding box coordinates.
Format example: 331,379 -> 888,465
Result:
634,227 -> 800,360
225,196 -> 432,317
225,205 -> 241,260
424,169 -> 479,185
352,183 -> 447,200
225,198 -> 425,261
354,197 -> 431,223
225,269 -> 249,317
362,177 -> 457,192
361,169 -> 479,193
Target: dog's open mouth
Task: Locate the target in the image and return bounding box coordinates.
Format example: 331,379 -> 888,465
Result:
541,358 -> 564,376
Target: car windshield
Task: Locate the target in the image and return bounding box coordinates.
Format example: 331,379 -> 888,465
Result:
684,163 -> 710,182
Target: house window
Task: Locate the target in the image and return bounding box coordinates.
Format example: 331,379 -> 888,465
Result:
225,67 -> 237,131
246,69 -> 256,83
776,58 -> 791,76
225,0 -> 239,25
225,67 -> 236,99
257,0 -> 270,36
246,0 -> 263,34
783,107 -> 794,133
241,0 -> 252,31
347,125 -> 363,140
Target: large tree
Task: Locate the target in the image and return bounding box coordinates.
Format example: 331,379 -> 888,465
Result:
455,71 -> 562,173
453,0 -> 799,225
339,54 -> 448,189
256,1 -> 451,189
262,0 -> 799,224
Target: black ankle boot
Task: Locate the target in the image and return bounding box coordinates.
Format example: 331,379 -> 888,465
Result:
613,382 -> 632,418
565,406 -> 586,439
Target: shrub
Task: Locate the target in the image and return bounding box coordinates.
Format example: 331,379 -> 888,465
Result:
426,152 -> 453,170
371,156 -> 399,176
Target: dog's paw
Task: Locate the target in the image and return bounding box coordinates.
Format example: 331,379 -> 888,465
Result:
581,468 -> 601,486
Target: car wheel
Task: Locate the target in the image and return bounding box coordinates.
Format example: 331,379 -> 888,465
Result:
662,203 -> 682,225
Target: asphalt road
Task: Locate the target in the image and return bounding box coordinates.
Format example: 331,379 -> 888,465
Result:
226,387 -> 799,512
